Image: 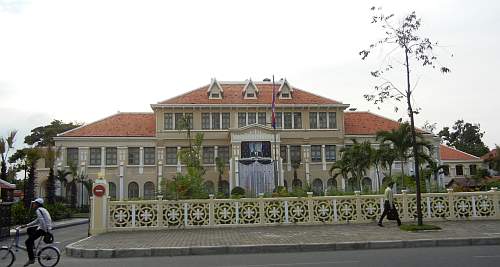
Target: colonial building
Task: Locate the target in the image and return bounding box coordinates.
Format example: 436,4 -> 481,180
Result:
36,79 -> 443,201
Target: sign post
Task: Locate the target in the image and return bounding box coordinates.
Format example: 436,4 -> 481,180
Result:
90,175 -> 108,235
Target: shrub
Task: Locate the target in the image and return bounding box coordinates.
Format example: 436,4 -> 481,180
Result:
231,186 -> 245,196
45,202 -> 73,221
11,202 -> 35,225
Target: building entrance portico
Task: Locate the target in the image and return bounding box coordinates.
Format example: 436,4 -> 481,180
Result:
230,125 -> 283,196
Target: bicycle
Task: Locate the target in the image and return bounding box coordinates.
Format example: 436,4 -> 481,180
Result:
0,227 -> 60,267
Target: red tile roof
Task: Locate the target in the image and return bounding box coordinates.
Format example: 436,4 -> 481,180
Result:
60,113 -> 155,137
440,145 -> 481,161
344,112 -> 411,135
481,149 -> 498,161
158,82 -> 342,105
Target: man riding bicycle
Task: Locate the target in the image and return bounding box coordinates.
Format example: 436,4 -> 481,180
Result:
20,198 -> 53,267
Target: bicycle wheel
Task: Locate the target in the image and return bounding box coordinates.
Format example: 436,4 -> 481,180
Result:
37,246 -> 60,267
0,247 -> 14,267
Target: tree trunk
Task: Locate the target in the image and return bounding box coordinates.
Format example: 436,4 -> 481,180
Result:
405,48 -> 423,226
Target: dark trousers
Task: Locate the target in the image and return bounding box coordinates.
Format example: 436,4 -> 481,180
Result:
379,200 -> 401,225
25,227 -> 46,260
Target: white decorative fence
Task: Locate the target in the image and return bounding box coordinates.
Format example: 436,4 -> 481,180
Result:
100,188 -> 500,232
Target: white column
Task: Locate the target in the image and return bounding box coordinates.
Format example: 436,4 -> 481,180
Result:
235,157 -> 239,187
279,158 -> 284,187
286,145 -> 291,171
341,177 -> 346,191
321,145 -> 326,171
214,146 -> 218,171
303,145 -> 310,185
119,162 -> 124,201
229,157 -> 233,190
101,147 -> 106,175
139,147 -> 144,174
157,160 -> 163,194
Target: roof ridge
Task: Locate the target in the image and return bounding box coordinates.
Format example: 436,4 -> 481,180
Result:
292,87 -> 343,105
157,84 -> 210,104
346,111 -> 430,134
440,144 -> 481,160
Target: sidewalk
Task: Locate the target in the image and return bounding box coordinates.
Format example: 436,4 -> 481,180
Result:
10,218 -> 89,236
67,220 -> 500,258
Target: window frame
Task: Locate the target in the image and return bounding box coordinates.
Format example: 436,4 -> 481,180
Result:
66,148 -> 79,167
105,147 -> 117,166
325,145 -> 336,161
166,147 -> 177,165
143,147 -> 156,166
203,147 -> 215,164
128,147 -> 140,165
311,145 -> 322,162
89,147 -> 101,166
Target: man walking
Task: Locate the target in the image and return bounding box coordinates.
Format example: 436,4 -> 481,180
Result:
378,182 -> 401,227
21,198 -> 53,266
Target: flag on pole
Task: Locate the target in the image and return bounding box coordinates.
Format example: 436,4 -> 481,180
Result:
271,75 -> 276,129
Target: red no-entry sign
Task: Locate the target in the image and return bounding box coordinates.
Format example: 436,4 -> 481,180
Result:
93,184 -> 106,197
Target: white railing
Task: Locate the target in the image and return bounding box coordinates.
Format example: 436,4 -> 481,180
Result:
102,188 -> 500,231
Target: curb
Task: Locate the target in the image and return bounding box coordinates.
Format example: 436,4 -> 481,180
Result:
66,236 -> 500,258
9,219 -> 89,237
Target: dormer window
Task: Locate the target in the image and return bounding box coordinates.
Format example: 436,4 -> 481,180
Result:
278,79 -> 293,99
243,79 -> 259,99
207,78 -> 223,99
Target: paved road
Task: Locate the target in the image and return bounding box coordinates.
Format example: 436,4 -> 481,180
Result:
4,224 -> 500,266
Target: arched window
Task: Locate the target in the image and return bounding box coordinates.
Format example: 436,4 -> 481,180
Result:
292,179 -> 302,189
128,182 -> 139,199
109,182 -> 117,200
203,181 -> 215,195
327,178 -> 337,191
362,177 -> 372,192
312,179 -> 323,195
218,180 -> 229,196
143,182 -> 155,200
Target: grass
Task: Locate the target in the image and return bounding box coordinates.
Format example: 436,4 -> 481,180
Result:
400,224 -> 442,232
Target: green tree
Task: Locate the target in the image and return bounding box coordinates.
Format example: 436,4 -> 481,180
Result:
330,140 -> 373,192
215,157 -> 226,194
438,120 -> 490,157
0,130 -> 17,182
24,148 -> 40,208
39,145 -> 60,204
24,120 -> 81,147
360,8 -> 451,225
377,143 -> 397,180
55,168 -> 72,200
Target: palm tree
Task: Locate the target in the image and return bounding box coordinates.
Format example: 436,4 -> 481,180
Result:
291,159 -> 302,188
329,155 -> 352,191
39,145 -> 61,204
378,143 -> 397,183
24,148 -> 40,208
0,130 -> 17,182
330,140 -> 373,192
55,168 -> 72,200
377,123 -> 429,190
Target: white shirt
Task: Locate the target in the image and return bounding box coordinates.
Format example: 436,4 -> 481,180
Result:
26,207 -> 53,232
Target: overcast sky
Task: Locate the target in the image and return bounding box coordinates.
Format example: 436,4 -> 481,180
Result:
0,0 -> 498,150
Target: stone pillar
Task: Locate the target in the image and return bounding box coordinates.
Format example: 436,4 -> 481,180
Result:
90,178 -> 109,235
321,145 -> 326,171
119,162 -> 124,201
303,145 -> 311,184
139,147 -> 144,174
100,147 -> 106,175
341,177 -> 346,191
214,146 -> 218,171
286,145 -> 291,171
235,157 -> 239,187
157,160 -> 163,195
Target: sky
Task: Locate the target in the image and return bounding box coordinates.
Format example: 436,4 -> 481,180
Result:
0,0 -> 499,150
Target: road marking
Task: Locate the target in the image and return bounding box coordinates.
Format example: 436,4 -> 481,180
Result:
235,261 -> 360,267
473,255 -> 500,258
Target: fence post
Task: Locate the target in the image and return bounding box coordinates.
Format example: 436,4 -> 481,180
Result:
209,194 -> 215,226
259,193 -> 265,225
401,190 -> 409,222
157,195 -> 163,228
447,189 -> 455,220
90,178 -> 109,235
354,191 -> 362,223
490,187 -> 500,219
307,192 -> 314,223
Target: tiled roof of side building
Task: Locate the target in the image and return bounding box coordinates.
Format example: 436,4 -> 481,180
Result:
344,111 -> 428,135
59,113 -> 156,137
439,145 -> 482,161
481,148 -> 498,161
157,82 -> 342,105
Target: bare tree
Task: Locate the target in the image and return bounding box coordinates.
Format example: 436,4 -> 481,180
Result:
360,7 -> 451,226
